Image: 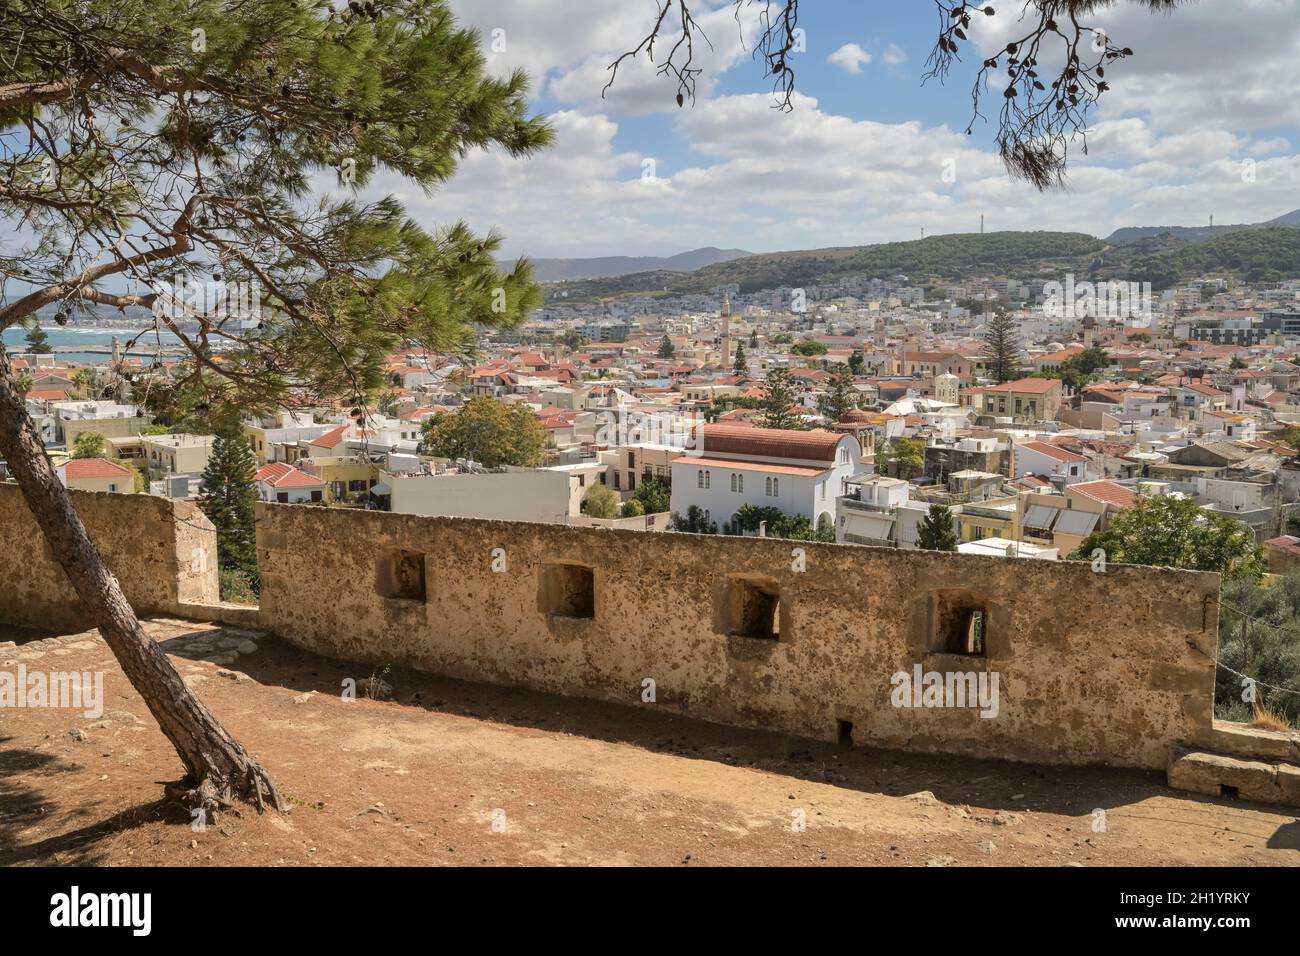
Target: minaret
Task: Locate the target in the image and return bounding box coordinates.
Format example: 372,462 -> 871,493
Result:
720,293 -> 732,366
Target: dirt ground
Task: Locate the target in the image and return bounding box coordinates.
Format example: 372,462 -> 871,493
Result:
2,619 -> 1298,867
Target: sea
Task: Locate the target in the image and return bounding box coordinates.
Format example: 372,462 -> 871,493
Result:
2,325 -> 184,365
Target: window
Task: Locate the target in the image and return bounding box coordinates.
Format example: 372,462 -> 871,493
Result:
932,591 -> 989,657
697,470 -> 705,489
310,490 -> 322,502
721,574 -> 781,641
730,473 -> 744,493
628,452 -> 636,469
765,476 -> 779,497
821,482 -> 827,500
540,563 -> 594,619
109,483 -> 118,492
704,470 -> 711,489
376,550 -> 426,602
839,446 -> 850,464
628,472 -> 636,491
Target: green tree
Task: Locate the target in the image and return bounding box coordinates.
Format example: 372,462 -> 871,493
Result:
197,415 -> 260,591
632,475 -> 671,515
731,503 -> 784,534
621,497 -> 645,518
759,368 -> 805,430
818,363 -> 858,423
560,330 -> 590,351
583,484 -> 621,519
983,311 -> 1021,384
885,437 -> 925,480
847,351 -> 865,375
419,397 -> 545,469
657,334 -> 675,359
1071,495 -> 1263,580
749,330 -> 758,348
733,341 -> 749,375
15,371 -> 34,394
916,504 -> 959,551
0,0 -> 551,812
23,320 -> 52,354
1214,570 -> 1300,727
791,340 -> 828,356
71,432 -> 106,460
672,505 -> 718,534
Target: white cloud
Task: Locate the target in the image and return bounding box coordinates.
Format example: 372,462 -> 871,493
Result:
404,1 -> 1300,257
828,43 -> 872,75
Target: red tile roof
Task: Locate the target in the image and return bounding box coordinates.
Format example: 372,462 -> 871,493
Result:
1020,441 -> 1087,464
308,425 -> 350,449
255,462 -> 324,489
701,424 -> 845,462
984,377 -> 1062,395
63,458 -> 133,480
1067,480 -> 1139,509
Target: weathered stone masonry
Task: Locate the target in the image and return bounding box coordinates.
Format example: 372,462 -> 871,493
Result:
0,483 -> 218,631
256,503 -> 1220,770
0,486 -> 1222,770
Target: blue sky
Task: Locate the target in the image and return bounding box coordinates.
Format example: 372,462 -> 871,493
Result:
412,0 -> 1300,261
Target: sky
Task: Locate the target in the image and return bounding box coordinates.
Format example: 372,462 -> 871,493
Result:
386,0 -> 1300,261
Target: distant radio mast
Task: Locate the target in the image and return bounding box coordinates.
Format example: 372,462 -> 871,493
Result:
980,214 -> 985,234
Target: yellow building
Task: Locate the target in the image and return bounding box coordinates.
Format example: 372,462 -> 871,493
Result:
300,456 -> 382,503
140,433 -> 214,476
979,377 -> 1063,423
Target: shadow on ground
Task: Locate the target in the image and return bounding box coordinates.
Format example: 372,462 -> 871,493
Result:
150,623 -> 1300,850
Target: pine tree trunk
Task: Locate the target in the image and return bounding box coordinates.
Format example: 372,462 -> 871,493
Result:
0,344 -> 283,814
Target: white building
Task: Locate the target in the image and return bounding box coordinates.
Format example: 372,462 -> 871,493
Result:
1013,440 -> 1091,485
254,462 -> 325,504
669,424 -> 867,533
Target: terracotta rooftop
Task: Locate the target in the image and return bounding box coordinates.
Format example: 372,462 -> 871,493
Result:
701,424 -> 845,463
984,377 -> 1062,395
255,462 -> 324,489
1067,480 -> 1140,509
62,458 -> 133,480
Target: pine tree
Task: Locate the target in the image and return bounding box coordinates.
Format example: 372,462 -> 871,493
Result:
0,0 -> 551,813
818,363 -> 858,422
916,504 -> 959,551
198,420 -> 260,585
733,341 -> 749,375
23,320 -> 52,354
657,334 -> 675,359
983,311 -> 1021,384
759,368 -> 805,430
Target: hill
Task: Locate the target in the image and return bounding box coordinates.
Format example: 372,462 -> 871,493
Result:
544,231 -> 1106,303
507,247 -> 751,282
1127,227 -> 1300,290
1106,208 -> 1300,245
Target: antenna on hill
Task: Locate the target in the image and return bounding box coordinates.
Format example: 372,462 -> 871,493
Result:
1210,214 -> 1214,228
980,214 -> 985,234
